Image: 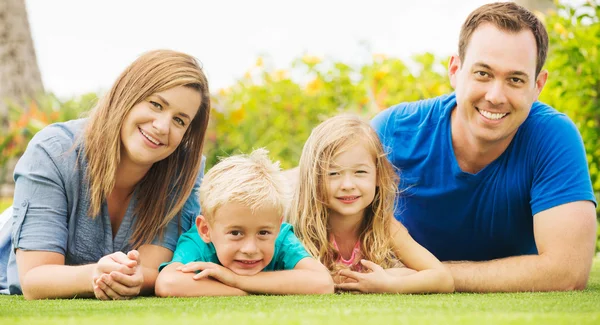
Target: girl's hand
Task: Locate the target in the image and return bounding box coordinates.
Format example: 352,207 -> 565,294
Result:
177,262 -> 239,287
335,260 -> 393,293
92,250 -> 141,300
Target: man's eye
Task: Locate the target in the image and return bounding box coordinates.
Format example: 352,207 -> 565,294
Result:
475,71 -> 489,77
510,77 -> 524,84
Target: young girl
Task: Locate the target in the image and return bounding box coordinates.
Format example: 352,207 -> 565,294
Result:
291,114 -> 454,294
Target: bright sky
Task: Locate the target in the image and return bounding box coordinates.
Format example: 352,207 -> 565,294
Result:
26,0 -> 500,97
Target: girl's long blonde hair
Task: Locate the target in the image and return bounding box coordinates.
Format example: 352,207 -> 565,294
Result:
84,49 -> 210,248
290,114 -> 400,272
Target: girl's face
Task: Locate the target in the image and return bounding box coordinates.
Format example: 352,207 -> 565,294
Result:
120,85 -> 201,169
325,142 -> 377,223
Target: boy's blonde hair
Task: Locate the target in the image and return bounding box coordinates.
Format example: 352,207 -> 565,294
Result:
200,148 -> 288,222
290,114 -> 400,272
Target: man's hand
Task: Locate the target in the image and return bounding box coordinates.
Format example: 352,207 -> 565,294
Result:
335,260 -> 394,293
178,262 -> 239,288
93,250 -> 143,300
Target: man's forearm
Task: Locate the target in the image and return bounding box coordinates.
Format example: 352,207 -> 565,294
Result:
445,253 -> 592,292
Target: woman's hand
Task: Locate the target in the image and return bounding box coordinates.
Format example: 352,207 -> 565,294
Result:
93,250 -> 144,300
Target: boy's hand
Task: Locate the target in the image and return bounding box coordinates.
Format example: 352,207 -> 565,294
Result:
335,260 -> 393,293
178,262 -> 239,287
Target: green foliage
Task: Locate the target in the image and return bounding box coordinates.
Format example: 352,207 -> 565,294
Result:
540,1 -> 600,192
0,93 -> 97,181
204,54 -> 451,169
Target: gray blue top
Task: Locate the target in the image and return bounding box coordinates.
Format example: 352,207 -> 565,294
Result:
159,223 -> 311,272
0,119 -> 203,294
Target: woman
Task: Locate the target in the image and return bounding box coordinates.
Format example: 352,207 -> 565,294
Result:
0,49 -> 210,299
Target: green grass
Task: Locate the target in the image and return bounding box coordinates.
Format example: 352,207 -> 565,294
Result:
1,259 -> 600,325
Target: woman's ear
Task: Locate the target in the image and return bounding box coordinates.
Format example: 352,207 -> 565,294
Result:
196,215 -> 211,243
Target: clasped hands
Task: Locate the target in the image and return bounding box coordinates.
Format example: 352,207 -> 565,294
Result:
92,250 -> 144,300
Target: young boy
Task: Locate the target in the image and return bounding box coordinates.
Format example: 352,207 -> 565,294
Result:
155,149 -> 334,296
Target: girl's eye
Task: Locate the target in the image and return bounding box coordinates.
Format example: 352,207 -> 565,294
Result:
174,117 -> 185,126
328,171 -> 340,176
356,170 -> 367,174
150,101 -> 163,110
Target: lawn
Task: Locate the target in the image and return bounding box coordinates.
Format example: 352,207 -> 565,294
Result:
1,259 -> 599,325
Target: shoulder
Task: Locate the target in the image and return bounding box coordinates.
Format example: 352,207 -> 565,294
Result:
27,119 -> 87,158
371,93 -> 455,134
519,102 -> 582,146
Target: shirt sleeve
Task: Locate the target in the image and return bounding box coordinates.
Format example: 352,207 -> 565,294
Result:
275,224 -> 312,270
153,156 -> 205,251
371,106 -> 396,155
11,128 -> 72,255
158,224 -> 206,271
530,114 -> 597,215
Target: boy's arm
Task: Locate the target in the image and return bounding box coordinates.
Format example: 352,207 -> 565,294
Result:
180,257 -> 334,295
155,262 -> 247,297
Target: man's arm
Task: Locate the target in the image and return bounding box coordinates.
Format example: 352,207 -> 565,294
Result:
446,201 -> 597,292
155,262 -> 247,297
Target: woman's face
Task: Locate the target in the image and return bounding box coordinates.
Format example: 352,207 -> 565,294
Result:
120,85 -> 201,169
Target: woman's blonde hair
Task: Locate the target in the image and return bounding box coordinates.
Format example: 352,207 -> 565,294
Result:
290,114 -> 400,273
84,49 -> 210,248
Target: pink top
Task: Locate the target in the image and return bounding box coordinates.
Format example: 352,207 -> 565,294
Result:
332,237 -> 362,271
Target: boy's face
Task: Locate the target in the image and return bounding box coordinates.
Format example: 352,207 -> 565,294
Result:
196,202 -> 282,276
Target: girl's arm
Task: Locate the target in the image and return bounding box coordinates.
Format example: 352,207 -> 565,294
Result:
178,257 -> 334,295
155,262 -> 247,297
336,220 -> 454,294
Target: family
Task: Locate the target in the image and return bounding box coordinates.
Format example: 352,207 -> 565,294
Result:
0,2 -> 596,299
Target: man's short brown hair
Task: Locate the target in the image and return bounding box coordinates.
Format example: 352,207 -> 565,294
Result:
459,2 -> 549,76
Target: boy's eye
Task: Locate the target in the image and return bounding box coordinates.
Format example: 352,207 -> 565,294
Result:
229,230 -> 242,236
149,101 -> 163,110
258,230 -> 271,236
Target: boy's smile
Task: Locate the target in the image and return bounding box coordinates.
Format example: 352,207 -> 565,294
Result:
197,202 -> 282,276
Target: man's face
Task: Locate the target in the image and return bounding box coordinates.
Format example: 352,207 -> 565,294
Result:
449,23 -> 547,149
197,202 -> 282,276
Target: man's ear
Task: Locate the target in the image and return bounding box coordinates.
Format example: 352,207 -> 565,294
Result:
196,215 -> 211,243
448,54 -> 461,89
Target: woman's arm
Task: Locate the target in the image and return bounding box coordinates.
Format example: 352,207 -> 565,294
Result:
17,249 -> 137,300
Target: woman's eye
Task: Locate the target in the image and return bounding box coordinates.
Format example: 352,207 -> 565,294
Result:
174,117 -> 185,126
150,101 -> 163,110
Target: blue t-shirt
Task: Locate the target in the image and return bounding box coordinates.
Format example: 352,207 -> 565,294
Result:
160,223 -> 310,271
372,93 -> 596,261
0,119 -> 203,294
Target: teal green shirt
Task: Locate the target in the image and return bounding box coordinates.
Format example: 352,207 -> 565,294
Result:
159,223 -> 310,272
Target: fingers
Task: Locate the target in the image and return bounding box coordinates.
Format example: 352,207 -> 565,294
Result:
338,269 -> 362,281
109,270 -> 144,289
360,259 -> 383,272
109,252 -> 137,268
126,250 -> 140,263
93,284 -> 110,300
95,276 -> 126,300
177,262 -> 216,273
98,273 -> 141,297
192,269 -> 214,280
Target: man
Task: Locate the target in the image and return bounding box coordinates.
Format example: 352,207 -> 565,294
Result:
372,2 -> 597,292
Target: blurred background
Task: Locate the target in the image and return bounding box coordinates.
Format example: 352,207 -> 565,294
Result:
0,0 -> 598,247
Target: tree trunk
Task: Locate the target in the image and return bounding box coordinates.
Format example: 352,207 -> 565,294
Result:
0,0 -> 44,199
0,0 -> 44,119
